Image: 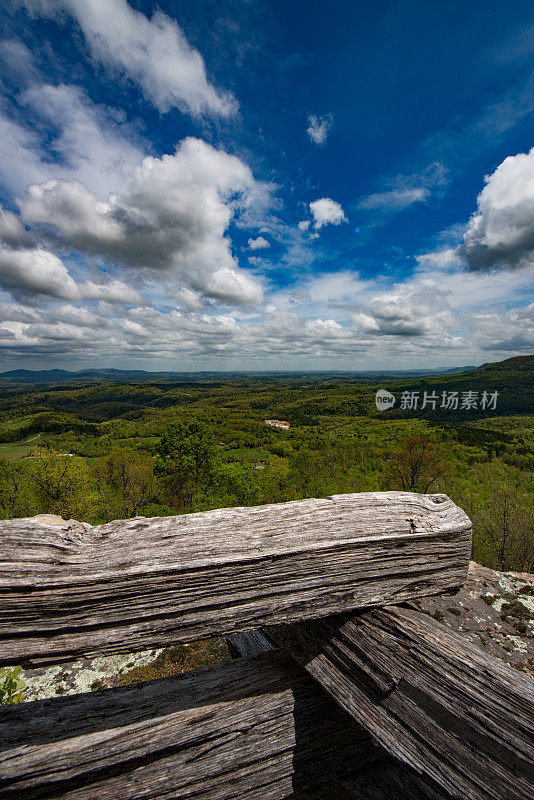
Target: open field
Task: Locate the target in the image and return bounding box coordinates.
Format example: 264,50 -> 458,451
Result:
0,433 -> 42,461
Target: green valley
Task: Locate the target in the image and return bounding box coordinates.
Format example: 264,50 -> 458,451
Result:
0,355 -> 532,573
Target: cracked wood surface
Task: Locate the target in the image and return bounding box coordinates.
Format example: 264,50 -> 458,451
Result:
0,492 -> 471,667
227,632 -> 450,800
0,649 -> 381,800
265,605 -> 534,800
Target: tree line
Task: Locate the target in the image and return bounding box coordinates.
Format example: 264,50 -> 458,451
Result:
1,420 -> 532,573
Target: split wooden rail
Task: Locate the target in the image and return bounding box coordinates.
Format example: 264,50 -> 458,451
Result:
0,492 -> 532,799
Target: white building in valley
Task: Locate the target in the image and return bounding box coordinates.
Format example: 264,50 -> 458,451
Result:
265,419 -> 290,430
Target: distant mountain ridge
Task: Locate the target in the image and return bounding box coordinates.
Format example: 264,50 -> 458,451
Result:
0,363 -> 490,384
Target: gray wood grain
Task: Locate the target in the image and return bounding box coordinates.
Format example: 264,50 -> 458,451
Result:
227,633 -> 451,800
266,606 -> 534,800
0,649 -> 381,800
0,492 -> 471,667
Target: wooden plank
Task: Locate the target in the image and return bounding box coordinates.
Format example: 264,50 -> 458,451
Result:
227,633 -> 450,800
0,492 -> 471,667
0,649 -> 381,800
339,759 -> 452,800
227,629 -> 275,658
266,606 -> 534,800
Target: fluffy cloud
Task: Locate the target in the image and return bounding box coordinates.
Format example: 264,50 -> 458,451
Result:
21,179 -> 122,247
351,288 -> 451,337
20,137 -> 265,306
166,286 -> 204,311
309,198 -> 347,229
0,82 -> 145,200
415,248 -> 461,270
460,146 -> 534,270
79,280 -> 142,304
307,113 -> 333,145
247,236 -> 270,250
21,0 -> 236,117
0,247 -> 79,299
205,268 -> 263,306
0,203 -> 142,304
0,206 -> 30,248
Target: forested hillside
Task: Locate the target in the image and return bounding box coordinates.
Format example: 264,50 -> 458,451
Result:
0,356 -> 532,573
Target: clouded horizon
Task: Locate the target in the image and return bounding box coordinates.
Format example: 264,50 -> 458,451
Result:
0,0 -> 533,371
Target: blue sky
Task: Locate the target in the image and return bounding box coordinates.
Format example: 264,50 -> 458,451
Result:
0,0 -> 533,370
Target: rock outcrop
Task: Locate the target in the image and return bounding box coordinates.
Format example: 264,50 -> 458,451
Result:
412,561 -> 534,675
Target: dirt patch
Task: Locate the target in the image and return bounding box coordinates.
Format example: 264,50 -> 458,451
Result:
119,640 -> 231,686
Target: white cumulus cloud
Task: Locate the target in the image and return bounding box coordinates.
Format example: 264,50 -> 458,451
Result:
208,267 -> 263,306
0,247 -> 79,299
21,0 -> 237,117
309,197 -> 347,229
0,206 -> 31,248
351,288 -> 451,337
20,137 -> 265,307
460,146 -> 534,270
79,279 -> 142,304
247,236 -> 270,250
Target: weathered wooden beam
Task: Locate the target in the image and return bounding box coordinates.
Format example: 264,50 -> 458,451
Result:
0,492 -> 471,667
227,629 -> 275,658
339,759 -> 453,800
0,649 -> 381,800
289,760 -> 452,800
265,606 -> 534,800
227,632 -> 450,800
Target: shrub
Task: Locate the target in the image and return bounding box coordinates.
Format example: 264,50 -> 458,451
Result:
0,666 -> 24,704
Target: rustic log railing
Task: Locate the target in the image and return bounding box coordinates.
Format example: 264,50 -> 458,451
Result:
0,492 -> 532,800
233,610 -> 534,800
0,492 -> 471,667
0,650 -> 383,800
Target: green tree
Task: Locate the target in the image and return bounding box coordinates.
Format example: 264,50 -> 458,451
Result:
28,448 -> 97,521
206,462 -> 261,508
95,447 -> 156,520
155,420 -> 221,510
0,459 -> 28,519
462,464 -> 534,572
